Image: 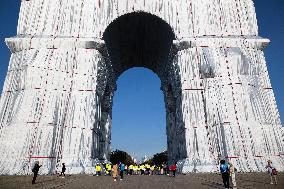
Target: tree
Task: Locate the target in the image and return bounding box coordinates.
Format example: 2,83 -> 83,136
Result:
109,150 -> 135,165
143,158 -> 153,165
142,151 -> 168,166
152,151 -> 167,166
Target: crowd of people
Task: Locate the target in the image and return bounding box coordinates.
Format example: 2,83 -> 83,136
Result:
95,162 -> 178,181
31,159 -> 278,188
31,161 -> 177,184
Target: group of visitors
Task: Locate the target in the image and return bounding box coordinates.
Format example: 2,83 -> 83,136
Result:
31,159 -> 278,186
219,159 -> 278,189
94,162 -> 177,181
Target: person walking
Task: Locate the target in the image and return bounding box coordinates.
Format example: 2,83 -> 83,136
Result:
32,161 -> 42,184
265,160 -> 277,185
220,160 -> 230,189
228,162 -> 237,189
112,163 -> 118,181
106,163 -> 112,176
59,163 -> 66,177
119,162 -> 125,180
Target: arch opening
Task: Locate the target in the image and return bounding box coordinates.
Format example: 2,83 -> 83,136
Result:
97,12 -> 186,164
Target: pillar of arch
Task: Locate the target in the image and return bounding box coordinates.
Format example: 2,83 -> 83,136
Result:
0,0 -> 283,174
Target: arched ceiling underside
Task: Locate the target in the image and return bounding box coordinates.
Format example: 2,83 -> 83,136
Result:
103,12 -> 176,79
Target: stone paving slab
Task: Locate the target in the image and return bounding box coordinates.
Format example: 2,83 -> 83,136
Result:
0,173 -> 283,189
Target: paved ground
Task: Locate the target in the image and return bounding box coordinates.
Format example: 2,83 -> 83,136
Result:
0,173 -> 283,189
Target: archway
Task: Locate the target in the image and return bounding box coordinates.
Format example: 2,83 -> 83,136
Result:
98,12 -> 187,163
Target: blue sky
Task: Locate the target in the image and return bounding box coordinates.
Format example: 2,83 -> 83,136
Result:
0,1 -> 283,160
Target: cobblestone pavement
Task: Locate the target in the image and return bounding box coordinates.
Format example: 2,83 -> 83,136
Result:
0,173 -> 283,189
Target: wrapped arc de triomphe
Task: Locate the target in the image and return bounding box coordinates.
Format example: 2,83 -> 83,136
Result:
0,0 -> 283,174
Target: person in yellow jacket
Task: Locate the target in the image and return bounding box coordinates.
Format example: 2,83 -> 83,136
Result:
105,163 -> 112,176
95,164 -> 102,176
150,165 -> 155,175
145,164 -> 151,175
140,164 -> 145,175
129,164 -> 134,175
137,165 -> 141,175
134,165 -> 138,175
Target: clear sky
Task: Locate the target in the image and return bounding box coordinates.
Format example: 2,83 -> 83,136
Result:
0,1 -> 283,161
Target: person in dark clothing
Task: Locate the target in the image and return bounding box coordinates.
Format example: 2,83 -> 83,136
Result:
220,160 -> 230,189
32,161 -> 42,184
60,163 -> 66,177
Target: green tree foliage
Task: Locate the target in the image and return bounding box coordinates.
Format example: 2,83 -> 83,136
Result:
152,151 -> 167,166
143,158 -> 153,165
143,151 -> 168,166
110,150 -> 135,165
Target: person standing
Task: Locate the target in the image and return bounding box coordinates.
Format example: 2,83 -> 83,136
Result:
150,165 -> 155,175
140,164 -> 145,175
129,164 -> 133,175
265,160 -> 277,185
163,163 -> 168,175
145,164 -> 149,175
95,164 -> 102,176
32,161 -> 42,184
112,163 -> 118,181
106,163 -> 112,176
125,164 -> 128,175
119,162 -> 125,180
160,165 -> 164,175
220,160 -> 230,189
228,162 -> 237,189
171,162 -> 177,177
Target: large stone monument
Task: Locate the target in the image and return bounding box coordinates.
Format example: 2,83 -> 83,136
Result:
0,0 -> 283,174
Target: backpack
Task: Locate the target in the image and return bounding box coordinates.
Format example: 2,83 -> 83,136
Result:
220,164 -> 229,173
272,168 -> 277,175
120,164 -> 125,171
